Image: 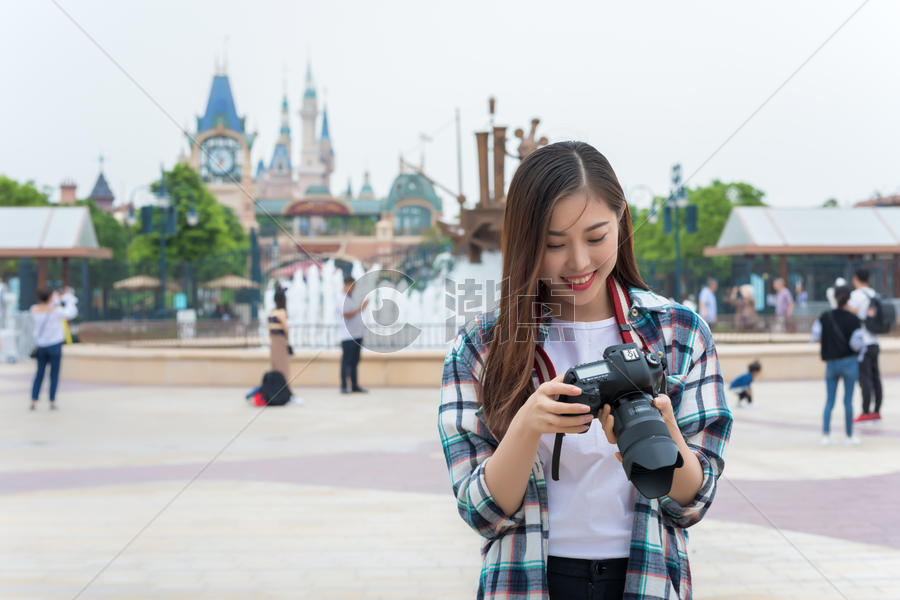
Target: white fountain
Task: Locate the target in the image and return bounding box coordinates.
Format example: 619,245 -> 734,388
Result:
261,251 -> 503,350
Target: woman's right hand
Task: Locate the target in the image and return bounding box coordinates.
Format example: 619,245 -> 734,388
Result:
513,373 -> 594,437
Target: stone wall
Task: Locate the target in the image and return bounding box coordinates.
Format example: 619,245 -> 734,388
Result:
63,339 -> 900,388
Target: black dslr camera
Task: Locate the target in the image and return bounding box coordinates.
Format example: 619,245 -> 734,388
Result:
556,343 -> 683,498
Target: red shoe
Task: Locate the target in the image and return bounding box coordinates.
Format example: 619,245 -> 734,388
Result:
853,413 -> 873,423
870,412 -> 881,421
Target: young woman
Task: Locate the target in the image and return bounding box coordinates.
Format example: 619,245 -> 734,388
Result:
265,287 -> 302,406
30,287 -> 78,410
439,141 -> 732,599
810,285 -> 863,445
268,287 -> 291,381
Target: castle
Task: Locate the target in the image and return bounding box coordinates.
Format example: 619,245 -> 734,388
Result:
184,63 -> 443,267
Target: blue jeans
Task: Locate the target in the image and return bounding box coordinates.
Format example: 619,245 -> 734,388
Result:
32,342 -> 63,402
824,356 -> 858,437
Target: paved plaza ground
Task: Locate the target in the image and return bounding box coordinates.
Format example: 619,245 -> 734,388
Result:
1,360 -> 898,599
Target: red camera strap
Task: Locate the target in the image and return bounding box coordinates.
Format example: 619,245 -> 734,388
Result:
533,276 -> 647,385
607,275 -> 649,351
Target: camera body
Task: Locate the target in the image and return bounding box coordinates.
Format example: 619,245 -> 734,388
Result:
558,343 -> 666,419
557,343 -> 683,498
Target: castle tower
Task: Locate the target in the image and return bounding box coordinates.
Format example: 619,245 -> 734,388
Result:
358,171 -> 376,200
88,156 -> 115,212
297,62 -> 329,196
319,105 -> 335,180
187,65 -> 257,231
256,94 -> 294,199
278,93 -> 291,146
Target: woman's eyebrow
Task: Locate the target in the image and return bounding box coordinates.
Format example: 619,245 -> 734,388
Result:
547,221 -> 610,236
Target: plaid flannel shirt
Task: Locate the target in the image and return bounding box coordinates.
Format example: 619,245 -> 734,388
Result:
439,284 -> 733,599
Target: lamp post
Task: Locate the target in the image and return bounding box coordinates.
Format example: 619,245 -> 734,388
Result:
661,164 -> 697,302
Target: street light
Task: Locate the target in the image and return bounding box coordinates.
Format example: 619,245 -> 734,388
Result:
186,205 -> 199,227
662,163 -> 697,302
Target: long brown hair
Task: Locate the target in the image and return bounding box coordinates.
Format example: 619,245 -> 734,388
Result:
480,141 -> 647,439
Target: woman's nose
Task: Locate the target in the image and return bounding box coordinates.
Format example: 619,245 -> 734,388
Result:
566,243 -> 591,273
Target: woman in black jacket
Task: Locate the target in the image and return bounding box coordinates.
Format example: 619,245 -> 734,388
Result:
811,285 -> 864,445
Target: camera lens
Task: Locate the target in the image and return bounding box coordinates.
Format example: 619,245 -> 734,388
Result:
613,393 -> 683,498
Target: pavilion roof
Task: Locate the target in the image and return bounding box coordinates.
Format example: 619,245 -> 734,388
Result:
0,206 -> 112,259
704,206 -> 900,256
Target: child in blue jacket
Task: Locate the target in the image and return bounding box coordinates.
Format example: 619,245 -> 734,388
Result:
730,361 -> 761,407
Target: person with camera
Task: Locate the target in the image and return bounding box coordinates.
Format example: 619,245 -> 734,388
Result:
337,275 -> 369,394
30,287 -> 78,411
439,142 -> 732,599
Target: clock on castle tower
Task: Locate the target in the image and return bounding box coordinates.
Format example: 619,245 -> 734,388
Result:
200,136 -> 242,182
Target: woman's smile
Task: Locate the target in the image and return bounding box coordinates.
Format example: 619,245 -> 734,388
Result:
561,270 -> 597,291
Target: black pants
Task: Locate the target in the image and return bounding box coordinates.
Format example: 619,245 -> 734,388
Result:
738,390 -> 752,404
548,556 -> 627,599
859,344 -> 882,414
340,338 -> 362,391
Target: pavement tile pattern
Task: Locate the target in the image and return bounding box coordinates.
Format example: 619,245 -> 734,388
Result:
1,363 -> 898,599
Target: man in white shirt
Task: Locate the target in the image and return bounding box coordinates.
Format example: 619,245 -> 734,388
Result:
698,278 -> 718,327
337,275 -> 369,394
848,268 -> 882,422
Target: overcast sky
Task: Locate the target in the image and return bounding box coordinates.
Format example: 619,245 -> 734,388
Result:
2,0 -> 897,219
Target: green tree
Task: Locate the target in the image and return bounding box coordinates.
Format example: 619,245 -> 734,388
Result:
80,199 -> 128,261
822,197 -> 839,208
76,198 -> 131,313
0,176 -> 51,278
0,176 -> 50,207
632,180 -> 766,293
127,163 -> 249,281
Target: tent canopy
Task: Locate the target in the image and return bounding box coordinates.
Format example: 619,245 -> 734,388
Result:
704,207 -> 900,256
200,274 -> 258,289
113,275 -> 181,292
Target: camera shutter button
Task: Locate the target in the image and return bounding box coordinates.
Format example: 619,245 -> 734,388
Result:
646,353 -> 660,366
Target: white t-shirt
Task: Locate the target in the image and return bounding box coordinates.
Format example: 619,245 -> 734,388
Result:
537,316 -> 636,560
848,287 -> 878,347
31,292 -> 78,347
336,291 -> 364,341
698,286 -> 717,323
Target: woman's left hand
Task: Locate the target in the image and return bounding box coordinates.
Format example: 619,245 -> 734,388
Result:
599,394 -> 680,463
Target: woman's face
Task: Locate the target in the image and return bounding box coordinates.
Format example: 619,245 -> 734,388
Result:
537,190 -> 619,321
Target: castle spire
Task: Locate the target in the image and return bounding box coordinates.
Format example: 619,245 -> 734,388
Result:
321,105 -> 330,140
303,60 -> 316,99
279,94 -> 291,140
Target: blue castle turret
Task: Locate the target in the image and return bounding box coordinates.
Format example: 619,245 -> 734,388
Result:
197,74 -> 245,134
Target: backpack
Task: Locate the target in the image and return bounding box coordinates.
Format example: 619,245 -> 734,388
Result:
259,370 -> 291,406
865,293 -> 896,335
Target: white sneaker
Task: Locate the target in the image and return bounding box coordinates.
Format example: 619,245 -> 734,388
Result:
845,436 -> 861,445
289,396 -> 305,406
820,436 -> 832,446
